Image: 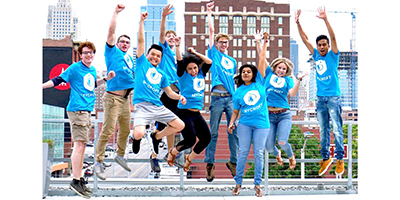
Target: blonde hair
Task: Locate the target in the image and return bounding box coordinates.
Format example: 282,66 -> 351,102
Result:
165,30 -> 177,36
270,58 -> 293,77
215,33 -> 231,42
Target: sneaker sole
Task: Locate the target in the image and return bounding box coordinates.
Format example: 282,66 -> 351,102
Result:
115,158 -> 132,172
318,159 -> 333,176
94,170 -> 106,180
69,184 -> 91,199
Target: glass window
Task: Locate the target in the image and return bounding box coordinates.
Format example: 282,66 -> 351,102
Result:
233,16 -> 242,35
193,26 -> 197,34
192,15 -> 197,23
278,39 -> 283,47
261,16 -> 270,34
219,16 -> 229,34
192,38 -> 197,46
278,17 -> 283,25
247,16 -> 256,35
278,28 -> 283,35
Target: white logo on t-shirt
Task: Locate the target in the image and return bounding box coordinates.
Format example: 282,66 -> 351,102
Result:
270,74 -> 285,88
124,54 -> 133,69
146,68 -> 162,85
243,90 -> 260,106
193,77 -> 205,92
316,60 -> 327,75
83,73 -> 95,91
221,56 -> 234,70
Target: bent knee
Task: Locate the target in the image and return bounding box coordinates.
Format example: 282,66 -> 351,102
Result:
278,141 -> 286,146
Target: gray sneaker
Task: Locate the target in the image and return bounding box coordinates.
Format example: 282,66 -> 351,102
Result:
114,156 -> 131,172
94,162 -> 106,180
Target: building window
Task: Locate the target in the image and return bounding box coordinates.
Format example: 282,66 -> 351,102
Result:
193,26 -> 197,34
252,50 -> 256,58
247,39 -> 251,47
219,15 -> 229,34
233,39 -> 237,46
278,17 -> 283,25
261,16 -> 270,33
233,16 -> 242,35
233,50 -> 237,58
192,38 -> 197,46
247,16 -> 256,35
278,51 -> 283,58
278,39 -> 283,47
247,50 -> 251,58
238,39 -> 242,46
238,50 -> 242,58
278,28 -> 283,35
192,15 -> 197,23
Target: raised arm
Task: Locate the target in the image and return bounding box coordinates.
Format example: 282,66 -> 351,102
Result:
206,1 -> 215,48
316,7 -> 338,54
295,9 -> 314,55
257,32 -> 270,78
174,36 -> 182,61
288,72 -> 308,97
159,4 -> 174,44
254,30 -> 269,74
136,12 -> 148,58
188,48 -> 212,65
107,4 -> 125,46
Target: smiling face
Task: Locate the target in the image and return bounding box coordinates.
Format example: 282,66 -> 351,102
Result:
241,67 -> 253,85
80,47 -> 95,67
146,48 -> 162,66
216,37 -> 229,54
275,63 -> 288,77
317,39 -> 330,56
187,62 -> 199,77
165,32 -> 176,47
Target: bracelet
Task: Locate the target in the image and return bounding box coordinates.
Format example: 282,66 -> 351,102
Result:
103,78 -> 107,82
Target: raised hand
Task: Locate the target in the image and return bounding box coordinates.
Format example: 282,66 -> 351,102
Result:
116,4 -> 125,13
295,9 -> 301,24
174,36 -> 181,46
206,1 -> 214,12
316,6 -> 327,20
253,30 -> 263,42
162,4 -> 174,17
141,12 -> 148,21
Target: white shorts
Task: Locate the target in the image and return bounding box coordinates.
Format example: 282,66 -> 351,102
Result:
133,102 -> 178,127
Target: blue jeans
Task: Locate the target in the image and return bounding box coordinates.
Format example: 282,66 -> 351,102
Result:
266,110 -> 294,158
234,123 -> 269,186
204,96 -> 238,164
317,96 -> 344,160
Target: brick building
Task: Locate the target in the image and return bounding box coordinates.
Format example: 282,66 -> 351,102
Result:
184,0 -> 291,109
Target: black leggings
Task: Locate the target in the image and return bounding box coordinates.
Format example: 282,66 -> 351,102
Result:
175,109 -> 211,154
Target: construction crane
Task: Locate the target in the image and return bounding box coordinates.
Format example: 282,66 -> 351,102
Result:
295,8 -> 358,110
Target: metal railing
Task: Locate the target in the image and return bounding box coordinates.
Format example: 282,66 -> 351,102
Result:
43,118 -> 358,196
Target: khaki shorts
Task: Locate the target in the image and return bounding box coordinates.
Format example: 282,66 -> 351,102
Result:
67,111 -> 91,143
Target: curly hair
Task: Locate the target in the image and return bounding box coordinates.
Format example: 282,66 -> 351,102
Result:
234,64 -> 258,87
78,41 -> 96,54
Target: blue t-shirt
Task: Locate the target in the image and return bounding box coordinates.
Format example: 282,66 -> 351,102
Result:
59,61 -> 97,112
104,43 -> 135,91
177,70 -> 206,110
312,48 -> 341,96
133,54 -> 170,106
265,66 -> 294,109
158,41 -> 180,89
233,72 -> 269,129
208,45 -> 237,95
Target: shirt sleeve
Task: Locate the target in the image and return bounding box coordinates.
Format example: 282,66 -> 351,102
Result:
232,94 -> 241,110
287,76 -> 294,90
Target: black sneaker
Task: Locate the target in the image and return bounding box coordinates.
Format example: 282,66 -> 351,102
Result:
150,132 -> 162,154
132,138 -> 141,154
69,179 -> 90,199
80,177 -> 93,195
150,156 -> 161,172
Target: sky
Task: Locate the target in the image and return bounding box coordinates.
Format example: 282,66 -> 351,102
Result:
39,0 -> 358,73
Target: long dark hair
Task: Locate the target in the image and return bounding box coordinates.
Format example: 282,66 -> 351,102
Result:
234,64 -> 258,87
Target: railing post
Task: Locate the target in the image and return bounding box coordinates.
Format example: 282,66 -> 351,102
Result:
264,149 -> 269,195
347,124 -> 353,189
93,120 -> 99,194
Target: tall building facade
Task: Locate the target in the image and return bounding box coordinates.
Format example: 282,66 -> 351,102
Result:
46,0 -> 81,40
308,51 -> 358,110
140,0 -> 176,52
184,0 -> 290,110
289,38 -> 299,109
